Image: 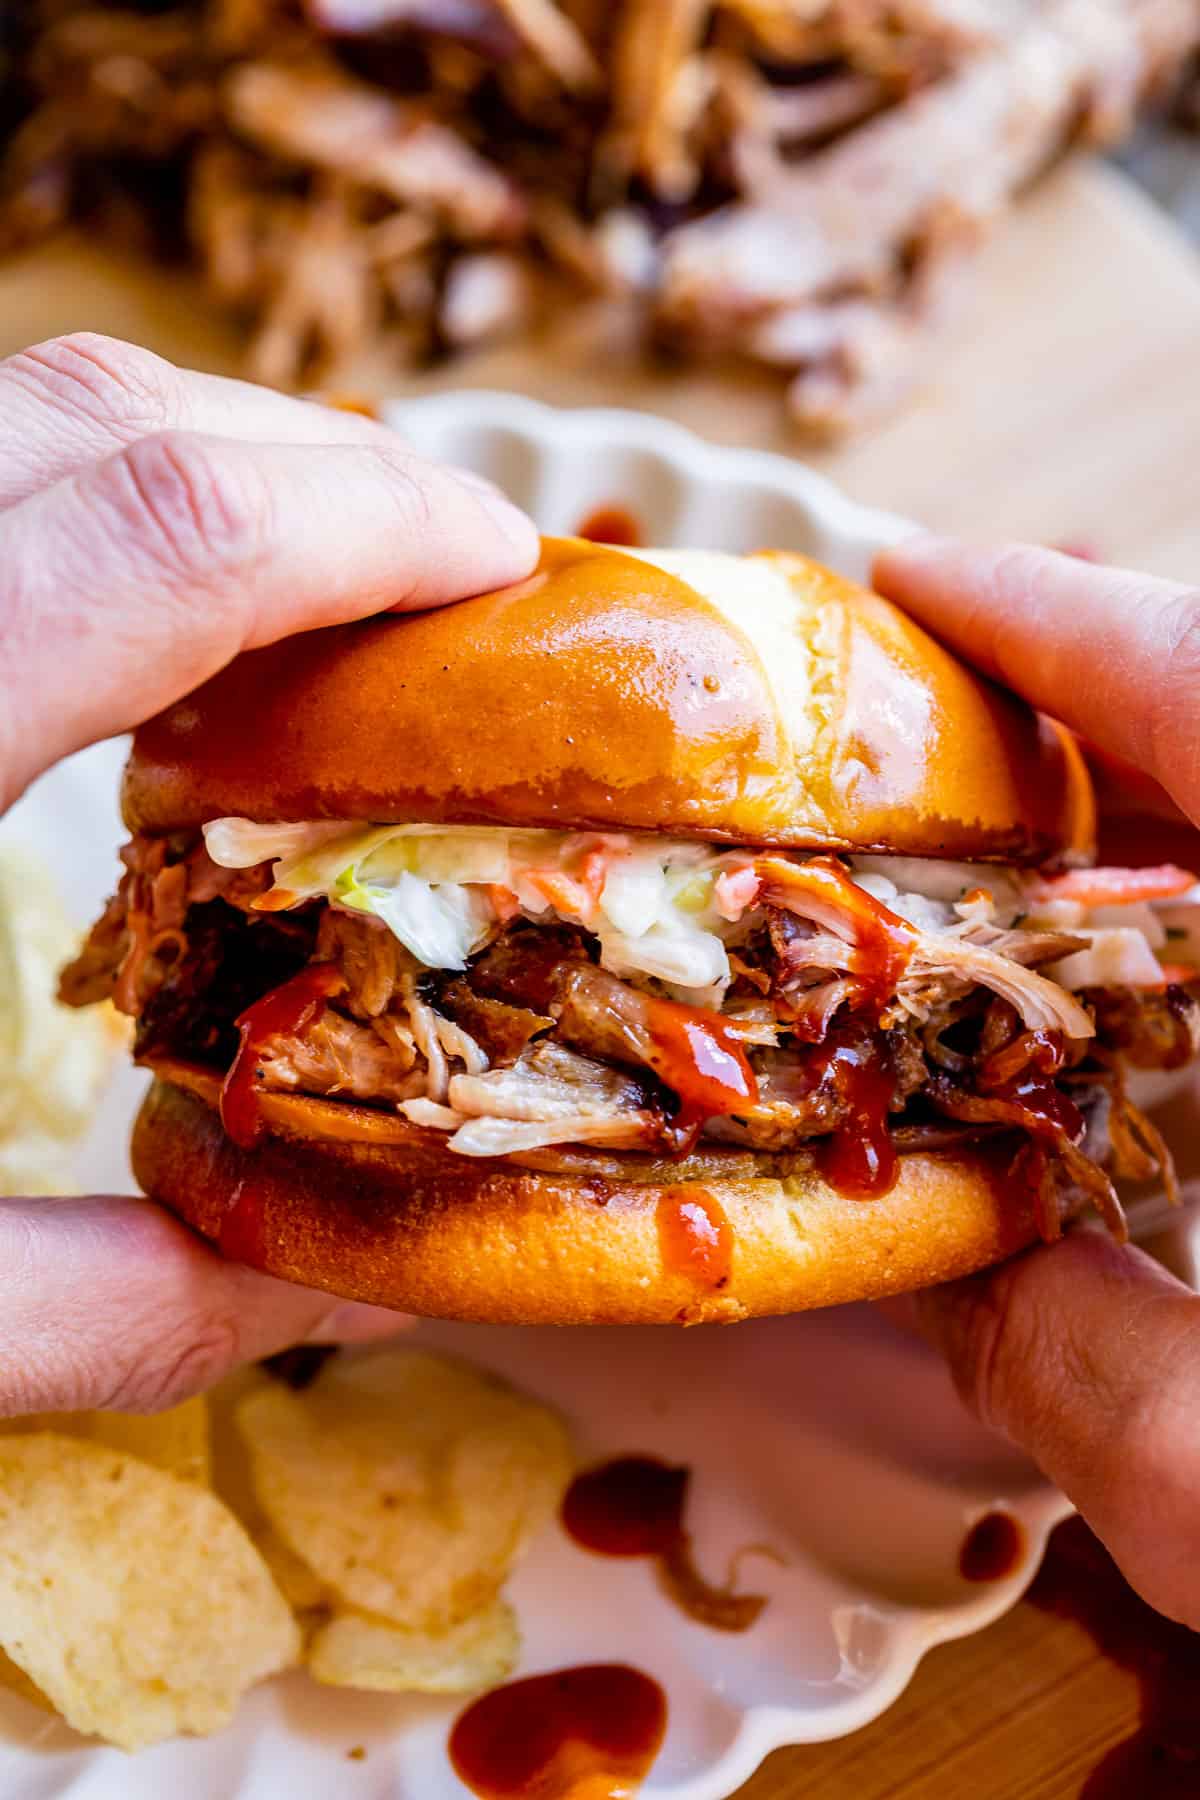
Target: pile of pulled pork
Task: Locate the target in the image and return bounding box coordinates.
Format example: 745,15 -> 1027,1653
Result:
61,828 -> 1200,1243
3,1 -> 1199,434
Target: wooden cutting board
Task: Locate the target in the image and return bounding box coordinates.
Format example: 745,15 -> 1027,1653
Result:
1,160 -> 1197,581
0,157 -> 1197,1797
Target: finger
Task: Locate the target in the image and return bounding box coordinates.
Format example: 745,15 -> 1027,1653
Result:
0,1196 -> 404,1417
872,538 -> 1200,827
0,332 -> 416,508
0,428 -> 537,809
914,1232 -> 1200,1628
1086,746 -> 1200,868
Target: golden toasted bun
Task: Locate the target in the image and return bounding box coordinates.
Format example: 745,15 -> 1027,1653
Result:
124,539 -> 1094,862
132,1064 -> 1044,1325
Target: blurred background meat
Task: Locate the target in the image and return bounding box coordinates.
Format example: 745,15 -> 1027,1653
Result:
1,0 -> 1197,434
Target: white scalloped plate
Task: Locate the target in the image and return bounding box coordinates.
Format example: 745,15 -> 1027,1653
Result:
0,398 -> 1081,1799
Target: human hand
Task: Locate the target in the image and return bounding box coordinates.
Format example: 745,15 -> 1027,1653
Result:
874,537 -> 1200,1628
0,331 -> 538,1414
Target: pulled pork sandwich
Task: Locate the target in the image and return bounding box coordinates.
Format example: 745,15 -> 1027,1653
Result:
62,538 -> 1200,1323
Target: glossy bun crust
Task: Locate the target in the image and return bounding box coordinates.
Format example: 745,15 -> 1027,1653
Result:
124,539 -> 1093,862
133,1066 -> 1046,1325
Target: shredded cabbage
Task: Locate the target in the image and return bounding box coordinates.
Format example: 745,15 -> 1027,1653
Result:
364,875 -> 491,971
204,818 -> 737,993
1044,929 -> 1167,992
203,818 -> 350,869
598,924 -> 729,990
203,817 -> 1200,995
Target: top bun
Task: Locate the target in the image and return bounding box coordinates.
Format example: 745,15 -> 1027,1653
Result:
124,539 -> 1093,861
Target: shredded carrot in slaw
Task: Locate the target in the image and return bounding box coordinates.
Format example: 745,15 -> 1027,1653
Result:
1033,865 -> 1196,906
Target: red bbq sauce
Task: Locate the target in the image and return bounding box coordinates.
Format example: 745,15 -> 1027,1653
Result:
221,963 -> 346,1149
979,1028 -> 1066,1088
1028,1515 -> 1200,1798
811,1031 -> 899,1200
658,1536 -> 768,1633
976,1029 -> 1082,1141
994,1070 -> 1082,1141
656,1188 -> 733,1289
743,853 -> 917,1199
449,1664 -> 666,1800
959,1511 -> 1024,1582
575,505 -> 644,547
561,1457 -> 767,1633
756,854 -> 916,1021
563,1457 -> 686,1557
217,1179 -> 272,1266
640,994 -> 757,1147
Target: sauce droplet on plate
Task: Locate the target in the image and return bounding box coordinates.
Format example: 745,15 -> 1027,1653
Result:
449,1664 -> 666,1800
656,1189 -> 733,1289
575,505 -> 644,547
563,1457 -> 687,1558
959,1511 -> 1024,1582
561,1457 -> 767,1633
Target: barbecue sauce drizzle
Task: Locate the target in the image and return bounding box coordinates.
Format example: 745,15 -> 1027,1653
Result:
639,994 -> 758,1149
220,963 -> 346,1148
979,1029 -> 1083,1140
810,1030 -> 899,1200
755,855 -> 920,1199
562,1457 -> 767,1633
758,853 -> 917,1020
656,1188 -> 733,1288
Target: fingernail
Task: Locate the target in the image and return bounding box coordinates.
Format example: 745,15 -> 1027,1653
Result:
308,1301 -> 411,1343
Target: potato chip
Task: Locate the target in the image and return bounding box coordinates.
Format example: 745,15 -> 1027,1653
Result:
0,1398 -> 211,1487
254,1525 -> 329,1615
236,1349 -> 572,1631
0,1647 -> 53,1714
0,848 -> 123,1160
206,1362 -> 275,1527
0,1149 -> 78,1197
308,1598 -> 519,1695
0,1433 -> 299,1750
82,1398 -> 211,1488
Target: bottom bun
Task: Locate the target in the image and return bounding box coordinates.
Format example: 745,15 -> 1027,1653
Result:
131,1063 -> 1047,1325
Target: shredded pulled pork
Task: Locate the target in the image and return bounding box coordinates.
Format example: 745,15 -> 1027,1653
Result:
3,3 -> 1198,436
57,834 -> 272,1015
256,1007 -> 423,1104
59,830 -> 1200,1241
404,1039 -> 657,1155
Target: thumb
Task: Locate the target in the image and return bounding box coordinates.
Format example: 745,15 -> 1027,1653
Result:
873,538 -> 1200,826
913,1232 -> 1200,1629
0,1195 -> 404,1417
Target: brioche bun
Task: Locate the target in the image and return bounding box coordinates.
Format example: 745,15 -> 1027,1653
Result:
124,539 -> 1093,863
133,1063 -> 1045,1325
